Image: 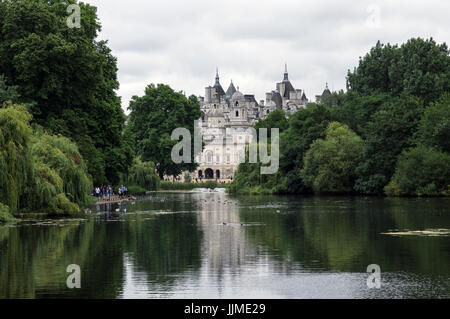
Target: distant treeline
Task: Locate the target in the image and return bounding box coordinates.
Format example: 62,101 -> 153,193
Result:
229,38 -> 450,196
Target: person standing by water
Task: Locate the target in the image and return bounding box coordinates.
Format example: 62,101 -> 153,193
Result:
106,186 -> 111,201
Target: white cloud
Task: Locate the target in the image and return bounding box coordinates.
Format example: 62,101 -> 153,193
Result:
84,0 -> 450,113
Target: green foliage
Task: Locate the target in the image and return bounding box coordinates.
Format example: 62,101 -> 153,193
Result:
416,93 -> 450,152
0,74 -> 19,105
280,103 -> 332,193
321,89 -> 346,108
28,130 -> 92,210
301,122 -> 364,193
347,38 -> 450,105
159,181 -> 219,190
355,95 -> 424,194
228,142 -> 285,194
127,185 -> 147,195
0,104 -> 92,215
230,104 -> 332,194
0,103 -> 34,213
127,84 -> 202,178
385,145 -> 450,196
0,203 -> 15,223
0,0 -> 132,185
127,158 -> 160,191
330,92 -> 393,137
254,109 -> 289,139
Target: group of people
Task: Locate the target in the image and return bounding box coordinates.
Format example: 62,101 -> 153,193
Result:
93,186 -> 111,200
93,185 -> 129,201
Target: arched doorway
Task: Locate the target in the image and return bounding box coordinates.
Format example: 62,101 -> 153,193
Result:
198,170 -> 203,178
205,168 -> 214,179
215,170 -> 220,179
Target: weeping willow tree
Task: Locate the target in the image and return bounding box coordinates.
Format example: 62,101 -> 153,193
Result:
128,158 -> 160,191
1,104 -> 92,215
0,103 -> 34,213
31,130 -> 93,205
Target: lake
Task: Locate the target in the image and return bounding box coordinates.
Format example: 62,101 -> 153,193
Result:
0,190 -> 449,299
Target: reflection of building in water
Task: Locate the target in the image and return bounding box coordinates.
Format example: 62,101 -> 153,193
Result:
195,193 -> 256,278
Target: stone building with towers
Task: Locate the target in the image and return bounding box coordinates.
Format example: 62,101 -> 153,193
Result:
189,66 -> 312,181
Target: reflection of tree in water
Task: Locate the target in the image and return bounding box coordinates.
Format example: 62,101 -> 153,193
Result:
1,194 -> 448,298
238,196 -> 450,276
0,192 -> 205,298
0,221 -> 125,298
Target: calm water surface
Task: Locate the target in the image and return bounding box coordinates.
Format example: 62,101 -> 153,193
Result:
0,191 -> 449,299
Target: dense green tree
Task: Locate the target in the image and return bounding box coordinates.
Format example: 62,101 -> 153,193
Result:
385,145 -> 450,196
228,144 -> 284,194
347,38 -> 450,104
416,93 -> 450,152
330,92 -> 393,137
127,84 -> 202,178
127,158 -> 160,191
0,103 -> 33,213
0,104 -> 92,215
301,122 -> 363,193
0,0 -> 130,185
280,103 -> 332,193
27,129 -> 92,212
0,74 -> 19,105
321,89 -> 346,108
254,109 -> 288,139
355,95 -> 424,194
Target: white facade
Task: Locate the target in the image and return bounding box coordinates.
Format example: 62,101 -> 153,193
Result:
190,66 -> 310,181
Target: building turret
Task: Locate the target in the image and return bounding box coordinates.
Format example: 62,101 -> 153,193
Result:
225,80 -> 237,100
213,68 -> 226,98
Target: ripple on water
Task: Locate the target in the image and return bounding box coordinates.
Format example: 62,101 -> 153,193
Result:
381,229 -> 450,237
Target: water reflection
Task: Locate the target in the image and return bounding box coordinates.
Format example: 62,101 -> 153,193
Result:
0,193 -> 449,298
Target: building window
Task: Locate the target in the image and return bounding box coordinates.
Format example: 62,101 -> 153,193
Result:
236,110 -> 239,117
226,154 -> 231,164
216,154 -> 220,163
206,152 -> 212,163
235,101 -> 239,106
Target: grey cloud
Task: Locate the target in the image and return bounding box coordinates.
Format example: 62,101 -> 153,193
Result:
85,0 -> 450,113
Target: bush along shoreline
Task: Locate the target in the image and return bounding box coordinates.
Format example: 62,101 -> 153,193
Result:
229,38 -> 450,197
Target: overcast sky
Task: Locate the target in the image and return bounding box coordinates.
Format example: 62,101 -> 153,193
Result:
84,0 -> 449,113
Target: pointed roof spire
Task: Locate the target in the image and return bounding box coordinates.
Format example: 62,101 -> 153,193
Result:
301,90 -> 307,101
283,63 -> 289,81
225,79 -> 237,99
213,67 -> 225,97
322,82 -> 331,96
